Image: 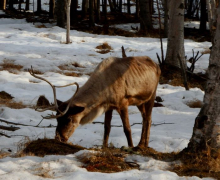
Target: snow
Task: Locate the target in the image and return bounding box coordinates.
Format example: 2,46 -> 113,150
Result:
0,10 -> 214,180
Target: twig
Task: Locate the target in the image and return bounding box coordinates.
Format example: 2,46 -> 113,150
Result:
93,121 -> 173,127
152,122 -> 174,126
0,118 -> 55,128
121,46 -> 127,58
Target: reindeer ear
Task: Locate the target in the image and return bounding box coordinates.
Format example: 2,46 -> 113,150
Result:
56,99 -> 63,106
69,106 -> 85,115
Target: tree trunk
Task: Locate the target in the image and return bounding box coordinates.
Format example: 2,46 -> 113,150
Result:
89,0 -> 95,27
56,0 -> 66,28
127,0 -> 131,14
135,0 -> 140,18
70,0 -> 78,25
25,0 -> 30,11
0,0 -> 6,10
200,0 -> 207,32
108,0 -> 115,12
187,3 -> 220,153
49,0 -> 55,18
9,0 -> 14,10
186,0 -> 193,18
96,0 -> 100,22
66,0 -> 71,44
103,0 -> 107,21
165,0 -> 185,67
118,0 -> 122,13
163,0 -> 168,37
206,0 -> 217,42
82,0 -> 89,19
37,0 -> 41,13
139,0 -> 152,33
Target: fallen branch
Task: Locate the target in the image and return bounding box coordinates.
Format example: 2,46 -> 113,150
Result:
92,122 -> 174,127
0,132 -> 11,138
0,125 -> 20,131
0,118 -> 55,128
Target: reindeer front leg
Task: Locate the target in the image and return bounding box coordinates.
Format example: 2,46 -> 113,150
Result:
103,110 -> 113,147
118,108 -> 134,147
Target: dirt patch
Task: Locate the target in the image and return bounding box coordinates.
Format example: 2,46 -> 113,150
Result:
0,91 -> 26,109
133,147 -> 220,179
160,64 -> 206,90
0,91 -> 13,100
80,147 -> 138,173
21,139 -> 85,157
0,59 -> 23,74
185,99 -> 203,108
96,42 -> 113,54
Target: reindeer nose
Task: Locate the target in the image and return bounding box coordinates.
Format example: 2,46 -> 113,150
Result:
55,131 -> 61,141
55,131 -> 68,142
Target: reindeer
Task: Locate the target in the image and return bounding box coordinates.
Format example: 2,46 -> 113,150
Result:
29,56 -> 161,148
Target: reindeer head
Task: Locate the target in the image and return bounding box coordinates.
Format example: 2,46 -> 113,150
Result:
29,67 -> 83,142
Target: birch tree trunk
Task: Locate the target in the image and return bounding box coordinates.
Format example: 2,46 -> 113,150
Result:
187,3 -> 220,153
66,0 -> 71,44
165,0 -> 185,67
0,0 -> 6,10
206,0 -> 217,41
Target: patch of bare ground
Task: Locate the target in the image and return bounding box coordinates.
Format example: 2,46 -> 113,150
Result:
16,137 -> 220,178
0,59 -> 23,74
19,138 -> 85,157
160,65 -> 206,90
0,91 -> 26,109
185,99 -> 203,108
96,42 -> 113,54
0,150 -> 10,159
80,147 -> 138,173
133,147 -> 220,179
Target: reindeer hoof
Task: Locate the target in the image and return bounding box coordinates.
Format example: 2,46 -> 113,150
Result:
132,146 -> 144,152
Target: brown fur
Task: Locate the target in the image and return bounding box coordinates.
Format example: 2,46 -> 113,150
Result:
55,56 -> 161,148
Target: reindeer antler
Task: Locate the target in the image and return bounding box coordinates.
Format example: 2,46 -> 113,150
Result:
29,66 -> 79,119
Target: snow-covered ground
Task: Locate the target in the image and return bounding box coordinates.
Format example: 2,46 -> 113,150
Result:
0,9 -> 214,180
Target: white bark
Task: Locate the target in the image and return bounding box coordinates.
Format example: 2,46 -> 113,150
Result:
206,0 -> 217,37
188,3 -> 220,151
165,0 -> 185,67
66,0 -> 71,44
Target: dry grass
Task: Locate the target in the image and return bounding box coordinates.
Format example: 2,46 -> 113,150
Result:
0,59 -> 23,73
96,42 -> 113,54
201,48 -> 211,55
58,62 -> 84,71
14,137 -> 220,179
136,147 -> 220,179
0,91 -> 27,109
0,150 -> 10,159
19,138 -> 85,157
63,72 -> 81,77
172,149 -> 220,179
185,99 -> 203,108
160,65 -> 206,90
35,24 -> 46,28
80,147 -> 137,173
